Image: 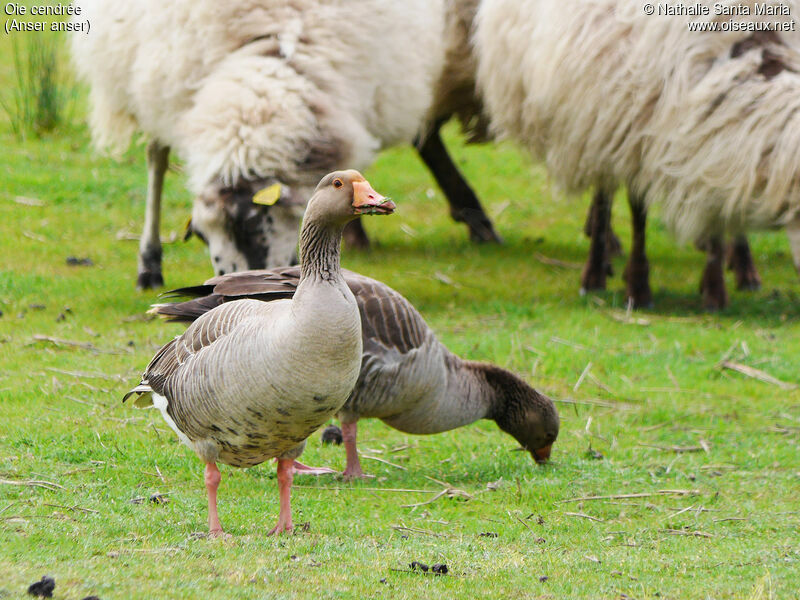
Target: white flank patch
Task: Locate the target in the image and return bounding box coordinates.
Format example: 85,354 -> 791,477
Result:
152,392 -> 193,449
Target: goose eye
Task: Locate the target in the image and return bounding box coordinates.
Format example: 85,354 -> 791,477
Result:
333,179 -> 343,189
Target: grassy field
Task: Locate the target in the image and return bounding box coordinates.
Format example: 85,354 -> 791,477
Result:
1,30 -> 799,600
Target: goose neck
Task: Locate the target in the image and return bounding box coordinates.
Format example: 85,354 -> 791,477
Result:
299,220 -> 344,282
461,361 -> 508,419
445,356 -> 498,420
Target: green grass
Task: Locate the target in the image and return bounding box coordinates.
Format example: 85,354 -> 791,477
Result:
1,31 -> 76,138
1,36 -> 799,600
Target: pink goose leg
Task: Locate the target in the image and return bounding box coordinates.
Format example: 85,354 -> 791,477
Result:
341,421 -> 371,479
205,462 -> 225,537
269,458 -> 296,535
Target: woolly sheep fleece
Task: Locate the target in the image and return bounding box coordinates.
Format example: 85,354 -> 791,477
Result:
71,0 -> 445,195
476,0 -> 800,244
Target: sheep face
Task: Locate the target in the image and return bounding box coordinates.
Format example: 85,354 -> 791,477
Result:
188,182 -> 304,276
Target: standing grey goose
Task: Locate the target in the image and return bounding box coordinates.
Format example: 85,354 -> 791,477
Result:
151,271 -> 560,479
124,170 -> 395,536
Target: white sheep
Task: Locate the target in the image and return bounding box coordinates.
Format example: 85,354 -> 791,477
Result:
71,0 -> 500,289
72,0 -> 442,287
342,0 -> 502,250
476,0 -> 800,308
414,0 -> 503,245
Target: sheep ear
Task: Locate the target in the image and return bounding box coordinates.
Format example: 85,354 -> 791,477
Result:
253,183 -> 282,206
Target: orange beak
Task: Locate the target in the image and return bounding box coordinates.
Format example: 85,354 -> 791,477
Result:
532,444 -> 552,464
352,180 -> 395,215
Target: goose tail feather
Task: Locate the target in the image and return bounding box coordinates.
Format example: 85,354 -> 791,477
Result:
122,383 -> 154,407
149,295 -> 225,322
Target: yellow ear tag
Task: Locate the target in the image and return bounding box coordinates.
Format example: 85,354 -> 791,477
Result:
253,183 -> 282,206
182,216 -> 193,241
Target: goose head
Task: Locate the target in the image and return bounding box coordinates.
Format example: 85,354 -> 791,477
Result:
481,364 -> 560,464
304,170 -> 396,227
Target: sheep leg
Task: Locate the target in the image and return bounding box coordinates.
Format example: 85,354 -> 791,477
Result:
583,199 -> 622,259
342,219 -> 370,250
623,194 -> 653,308
341,422 -> 370,479
268,458 -> 294,535
787,219 -> 800,276
204,462 -> 225,537
726,234 -> 761,291
700,235 -> 729,310
415,120 -> 502,244
581,188 -> 613,292
137,140 -> 170,289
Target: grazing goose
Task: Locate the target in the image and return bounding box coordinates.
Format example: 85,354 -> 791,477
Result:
123,170 -> 395,536
152,270 -> 560,479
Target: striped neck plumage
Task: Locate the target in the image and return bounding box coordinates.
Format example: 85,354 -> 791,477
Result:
298,219 -> 344,283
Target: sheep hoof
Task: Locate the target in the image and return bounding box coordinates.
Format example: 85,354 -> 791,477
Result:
701,291 -> 728,311
736,276 -> 761,292
580,263 -> 607,292
726,238 -> 761,291
626,292 -> 653,310
700,279 -> 728,310
702,297 -> 726,311
733,266 -> 762,292
451,206 -> 502,244
137,271 -> 164,290
467,221 -> 503,244
623,260 -> 652,309
700,252 -> 729,310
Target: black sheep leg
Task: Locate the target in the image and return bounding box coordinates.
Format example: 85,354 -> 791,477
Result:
416,120 -> 502,244
137,140 -> 169,289
700,235 -> 729,310
581,188 -> 613,292
726,234 -> 761,291
623,192 -> 653,308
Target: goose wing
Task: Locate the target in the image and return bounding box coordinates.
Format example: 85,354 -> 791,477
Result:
147,269 -> 442,426
125,299 -> 275,405
344,272 -> 429,357
153,268 -> 301,322
152,268 -> 432,357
